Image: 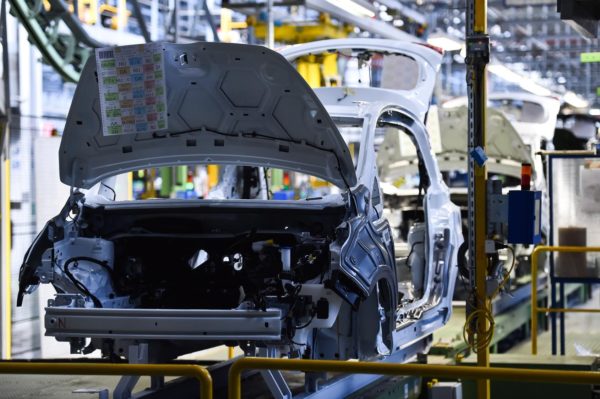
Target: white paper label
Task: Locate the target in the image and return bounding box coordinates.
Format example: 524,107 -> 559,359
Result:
95,43 -> 168,136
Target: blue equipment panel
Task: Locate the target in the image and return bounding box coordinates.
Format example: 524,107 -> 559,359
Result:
508,190 -> 542,245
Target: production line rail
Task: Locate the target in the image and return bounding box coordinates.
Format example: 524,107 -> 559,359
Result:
1,354 -> 600,399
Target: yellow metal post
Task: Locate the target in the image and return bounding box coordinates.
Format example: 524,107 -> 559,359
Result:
473,158 -> 489,399
321,53 -> 340,86
474,0 -> 487,33
116,0 -> 127,31
297,55 -> 322,88
127,172 -> 134,200
530,245 -> 600,355
220,8 -> 248,42
0,362 -> 213,399
466,0 -> 489,397
207,165 -> 219,189
141,168 -> 157,199
228,357 -> 600,399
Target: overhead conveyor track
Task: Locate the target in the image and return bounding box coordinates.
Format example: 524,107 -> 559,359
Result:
8,0 -> 104,82
8,0 -> 421,82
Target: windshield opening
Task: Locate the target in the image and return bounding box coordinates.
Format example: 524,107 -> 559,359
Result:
332,116 -> 363,168
289,50 -> 419,90
488,99 -> 547,123
93,164 -> 346,202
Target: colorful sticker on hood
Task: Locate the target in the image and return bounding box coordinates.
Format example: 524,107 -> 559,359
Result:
95,43 -> 168,136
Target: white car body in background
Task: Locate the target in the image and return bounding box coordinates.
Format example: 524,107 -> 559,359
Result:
443,93 -> 560,236
282,38 -> 463,336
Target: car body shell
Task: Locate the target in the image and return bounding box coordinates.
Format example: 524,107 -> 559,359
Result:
18,40 -> 463,363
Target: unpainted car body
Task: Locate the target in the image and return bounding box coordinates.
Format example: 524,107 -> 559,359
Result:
442,93 -> 560,239
381,105 -> 543,284
18,40 -> 462,363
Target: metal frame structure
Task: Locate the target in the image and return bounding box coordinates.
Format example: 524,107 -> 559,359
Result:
227,357 -> 600,399
465,0 -> 491,397
530,245 -> 600,355
545,151 -> 600,355
0,361 -> 213,398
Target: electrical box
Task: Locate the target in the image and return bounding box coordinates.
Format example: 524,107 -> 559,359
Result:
507,190 -> 542,245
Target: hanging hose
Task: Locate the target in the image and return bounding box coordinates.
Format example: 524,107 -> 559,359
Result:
463,245 -> 516,353
463,306 -> 495,353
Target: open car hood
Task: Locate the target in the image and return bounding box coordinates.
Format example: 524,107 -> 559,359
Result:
379,105 -> 533,179
435,106 -> 533,174
60,42 -> 356,189
487,93 -> 560,144
279,38 -> 442,120
443,93 -> 560,145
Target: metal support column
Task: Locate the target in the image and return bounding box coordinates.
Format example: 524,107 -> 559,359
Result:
0,0 -> 9,360
0,117 -> 8,360
266,0 -> 274,49
130,0 -> 151,42
465,0 -> 490,398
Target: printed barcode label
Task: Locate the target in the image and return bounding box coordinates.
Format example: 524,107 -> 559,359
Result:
98,50 -> 114,59
96,42 -> 168,136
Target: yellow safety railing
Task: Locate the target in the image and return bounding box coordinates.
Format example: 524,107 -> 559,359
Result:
227,357 -> 600,399
0,362 -> 212,398
531,245 -> 600,355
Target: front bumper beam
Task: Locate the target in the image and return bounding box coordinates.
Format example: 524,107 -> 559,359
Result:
45,307 -> 282,341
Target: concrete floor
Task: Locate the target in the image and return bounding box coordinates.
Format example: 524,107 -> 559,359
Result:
0,374 -> 138,399
0,345 -> 241,399
509,287 -> 600,356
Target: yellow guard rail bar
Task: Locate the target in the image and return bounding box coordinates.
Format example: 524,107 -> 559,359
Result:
227,357 -> 600,399
531,245 -> 600,355
0,362 -> 212,398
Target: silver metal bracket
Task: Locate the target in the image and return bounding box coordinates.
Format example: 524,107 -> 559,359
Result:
35,249 -> 55,283
255,347 -> 291,399
114,343 -> 166,399
260,369 -> 293,399
49,293 -> 86,308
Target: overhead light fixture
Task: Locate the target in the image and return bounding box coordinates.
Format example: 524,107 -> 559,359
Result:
563,91 -> 589,109
324,0 -> 375,18
488,63 -> 552,97
427,35 -> 463,52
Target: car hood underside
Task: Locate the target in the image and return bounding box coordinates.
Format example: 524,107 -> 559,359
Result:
59,42 -> 357,189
